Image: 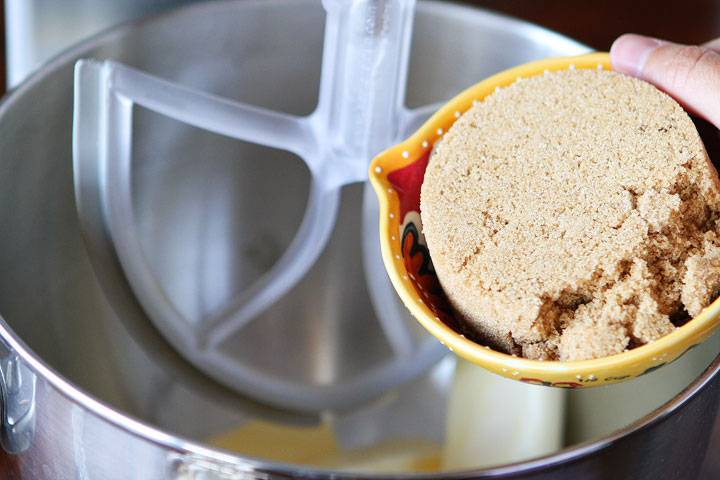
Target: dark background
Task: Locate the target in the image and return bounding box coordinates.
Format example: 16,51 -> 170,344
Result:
1,0 -> 720,93
0,0 -> 718,478
469,0 -> 720,49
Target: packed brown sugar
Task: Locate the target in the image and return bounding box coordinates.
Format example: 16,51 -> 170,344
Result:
420,69 -> 720,361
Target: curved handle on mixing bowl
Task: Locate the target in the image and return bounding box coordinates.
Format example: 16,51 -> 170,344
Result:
0,336 -> 35,455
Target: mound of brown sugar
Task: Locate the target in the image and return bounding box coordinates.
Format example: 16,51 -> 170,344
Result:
420,69 -> 720,361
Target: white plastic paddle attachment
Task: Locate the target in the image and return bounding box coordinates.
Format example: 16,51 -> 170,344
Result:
73,0 -> 445,412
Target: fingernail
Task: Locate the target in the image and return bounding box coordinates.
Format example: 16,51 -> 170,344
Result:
610,34 -> 663,77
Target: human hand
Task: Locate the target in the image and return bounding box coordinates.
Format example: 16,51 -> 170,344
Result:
610,34 -> 720,130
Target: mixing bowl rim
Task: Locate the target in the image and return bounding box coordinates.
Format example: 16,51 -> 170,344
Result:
1,308 -> 718,476
1,0 -> 716,477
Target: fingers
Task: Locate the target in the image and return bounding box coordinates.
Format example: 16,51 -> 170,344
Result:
611,34 -> 720,129
701,37 -> 720,53
610,34 -> 666,77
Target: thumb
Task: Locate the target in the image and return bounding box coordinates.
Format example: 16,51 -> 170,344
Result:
611,34 -> 720,129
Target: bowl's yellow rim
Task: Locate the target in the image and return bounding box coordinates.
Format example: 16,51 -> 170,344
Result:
369,52 -> 720,384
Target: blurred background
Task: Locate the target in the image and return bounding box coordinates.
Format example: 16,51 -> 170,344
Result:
2,0 -> 720,91
0,0 -> 719,477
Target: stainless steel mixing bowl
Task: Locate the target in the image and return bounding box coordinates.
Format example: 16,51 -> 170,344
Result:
0,1 -> 718,478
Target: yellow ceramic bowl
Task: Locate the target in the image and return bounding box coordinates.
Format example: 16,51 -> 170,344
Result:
369,53 -> 720,388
